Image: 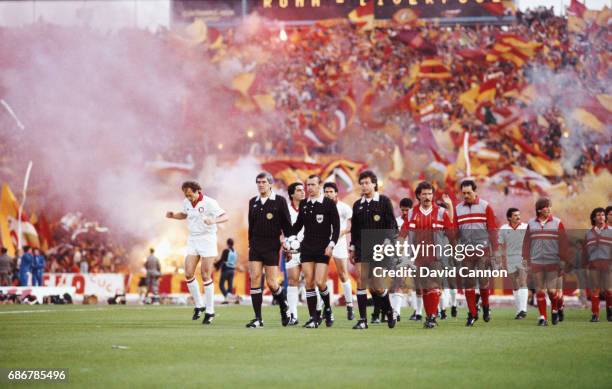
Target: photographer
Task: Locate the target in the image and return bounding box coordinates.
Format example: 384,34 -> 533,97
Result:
144,248 -> 161,304
0,247 -> 12,286
216,238 -> 237,304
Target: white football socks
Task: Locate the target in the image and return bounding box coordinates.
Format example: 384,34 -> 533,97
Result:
287,285 -> 299,318
187,278 -> 203,309
204,280 -> 214,314
343,280 -> 353,306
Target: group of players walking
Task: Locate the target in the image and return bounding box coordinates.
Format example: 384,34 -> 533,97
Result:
166,172 -> 612,329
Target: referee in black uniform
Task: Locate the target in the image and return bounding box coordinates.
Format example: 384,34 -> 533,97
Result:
246,172 -> 293,328
349,170 -> 398,330
291,174 -> 340,328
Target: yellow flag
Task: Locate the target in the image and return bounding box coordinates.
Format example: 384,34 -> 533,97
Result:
252,94 -> 276,112
572,108 -> 604,132
596,94 -> 612,112
0,184 -> 19,256
459,85 -> 479,114
231,73 -> 255,96
526,155 -> 564,177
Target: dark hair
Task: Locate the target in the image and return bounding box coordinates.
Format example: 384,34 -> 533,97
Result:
23,246 -> 31,252
226,238 -> 234,247
323,182 -> 338,193
287,182 -> 304,198
399,198 -> 413,208
358,170 -> 378,191
606,206 -> 612,215
506,208 -> 520,220
149,248 -> 155,254
307,174 -> 321,184
590,207 -> 606,226
256,172 -> 274,184
0,247 -> 6,254
415,181 -> 434,197
535,198 -> 551,215
460,179 -> 477,191
181,181 -> 201,192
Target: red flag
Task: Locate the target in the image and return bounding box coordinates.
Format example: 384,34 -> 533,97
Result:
348,1 -> 375,31
481,2 -> 505,16
456,48 -> 487,62
567,0 -> 587,17
417,58 -> 451,80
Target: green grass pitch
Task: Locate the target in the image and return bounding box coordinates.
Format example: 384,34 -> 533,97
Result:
1,305 -> 611,388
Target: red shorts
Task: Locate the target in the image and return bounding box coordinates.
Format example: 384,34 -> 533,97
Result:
530,263 -> 560,273
586,260 -> 610,270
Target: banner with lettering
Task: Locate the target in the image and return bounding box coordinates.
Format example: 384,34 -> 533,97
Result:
172,0 -> 515,25
43,273 -> 125,298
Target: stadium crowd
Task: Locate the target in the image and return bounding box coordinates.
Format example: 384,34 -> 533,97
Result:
0,5 -> 609,281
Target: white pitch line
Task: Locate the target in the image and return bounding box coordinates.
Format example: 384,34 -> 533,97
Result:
0,306 -> 193,315
0,308 -> 107,315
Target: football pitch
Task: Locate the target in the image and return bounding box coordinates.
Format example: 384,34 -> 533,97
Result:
1,305 -> 611,388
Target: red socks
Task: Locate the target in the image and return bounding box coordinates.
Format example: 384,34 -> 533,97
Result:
536,291 -> 547,319
422,289 -> 440,317
547,291 -> 558,312
465,289 -> 477,316
480,288 -> 490,306
592,292 -> 600,315
606,291 -> 612,309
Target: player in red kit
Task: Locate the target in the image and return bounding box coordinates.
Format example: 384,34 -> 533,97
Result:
405,182 -> 454,329
455,180 -> 498,326
523,198 -> 570,326
582,207 -> 612,322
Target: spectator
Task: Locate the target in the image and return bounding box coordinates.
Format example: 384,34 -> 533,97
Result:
80,257 -> 89,274
216,238 -> 237,304
32,248 -> 45,286
102,250 -> 113,272
0,247 -> 12,286
73,247 -> 82,267
144,248 -> 161,304
19,246 -> 34,286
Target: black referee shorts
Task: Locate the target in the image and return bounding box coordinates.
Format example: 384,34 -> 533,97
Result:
249,246 -> 280,267
300,249 -> 329,265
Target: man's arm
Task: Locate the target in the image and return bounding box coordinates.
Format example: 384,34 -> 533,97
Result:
522,224 -> 531,265
558,221 -> 570,265
248,199 -> 254,246
291,201 -> 305,236
498,230 -> 507,269
343,218 -> 352,237
206,200 -> 228,225
442,194 -> 454,222
215,249 -> 229,266
350,202 -> 360,252
385,197 -> 398,232
443,210 -> 457,245
206,213 -> 228,225
277,196 -> 294,238
166,211 -> 187,220
486,205 -> 498,253
329,200 -> 340,247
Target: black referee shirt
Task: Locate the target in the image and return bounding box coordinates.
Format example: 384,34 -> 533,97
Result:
350,192 -> 397,253
248,192 -> 292,251
292,195 -> 340,253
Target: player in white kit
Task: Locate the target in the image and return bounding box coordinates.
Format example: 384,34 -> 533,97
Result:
498,208 -> 529,319
166,181 -> 228,325
393,198 -> 413,322
286,181 -> 305,325
323,182 -> 354,320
